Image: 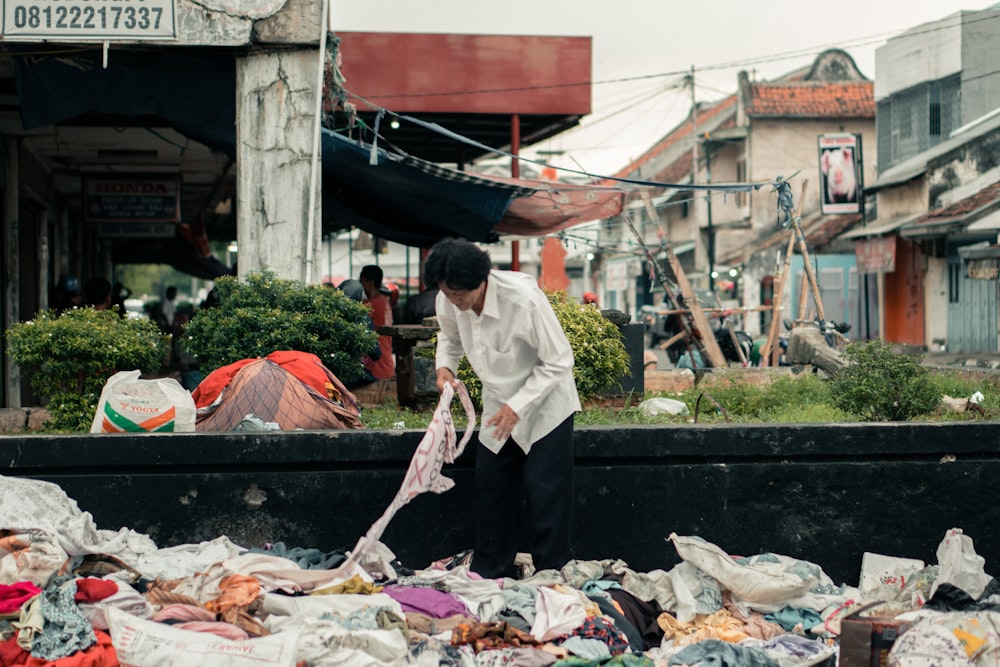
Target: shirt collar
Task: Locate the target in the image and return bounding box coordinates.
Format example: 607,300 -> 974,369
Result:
479,273 -> 500,320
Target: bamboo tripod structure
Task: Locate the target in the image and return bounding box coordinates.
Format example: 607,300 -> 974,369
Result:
759,180 -> 827,366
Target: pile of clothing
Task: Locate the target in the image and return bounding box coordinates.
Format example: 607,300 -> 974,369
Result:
0,473 -> 997,666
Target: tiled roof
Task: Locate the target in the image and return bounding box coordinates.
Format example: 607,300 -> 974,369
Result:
610,95 -> 737,182
745,82 -> 874,118
718,213 -> 862,266
910,180 -> 1000,226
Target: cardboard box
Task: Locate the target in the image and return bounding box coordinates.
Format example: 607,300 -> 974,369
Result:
839,613 -> 912,667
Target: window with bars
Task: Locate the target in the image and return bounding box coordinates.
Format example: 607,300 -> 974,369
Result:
929,83 -> 941,137
948,261 -> 961,303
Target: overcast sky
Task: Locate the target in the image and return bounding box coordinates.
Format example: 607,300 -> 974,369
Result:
332,0 -> 996,176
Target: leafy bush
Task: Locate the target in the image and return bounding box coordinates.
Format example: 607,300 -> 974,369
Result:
6,307 -> 169,431
828,340 -> 942,421
181,272 -> 377,383
444,290 -> 631,409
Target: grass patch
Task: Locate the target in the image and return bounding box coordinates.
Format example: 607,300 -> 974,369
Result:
358,368 -> 1000,429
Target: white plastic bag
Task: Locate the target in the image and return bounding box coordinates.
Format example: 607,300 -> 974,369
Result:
638,397 -> 690,416
90,370 -> 196,433
931,528 -> 991,600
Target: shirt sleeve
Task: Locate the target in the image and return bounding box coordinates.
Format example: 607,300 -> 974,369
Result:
434,292 -> 465,374
504,293 -> 575,419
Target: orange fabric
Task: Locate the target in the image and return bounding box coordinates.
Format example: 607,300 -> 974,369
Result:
204,574 -> 266,637
193,352 -> 356,408
1,630 -> 120,667
191,358 -> 257,408
362,296 -> 395,380
264,351 -> 339,400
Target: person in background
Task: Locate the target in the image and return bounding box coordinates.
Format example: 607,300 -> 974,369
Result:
583,291 -> 599,307
426,237 -> 581,579
52,274 -> 83,316
335,278 -> 383,386
381,283 -> 403,326
359,266 -> 395,382
401,286 -> 439,325
158,286 -> 178,335
111,282 -> 131,318
83,277 -> 113,310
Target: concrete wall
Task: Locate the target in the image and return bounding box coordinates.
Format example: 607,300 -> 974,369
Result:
748,119 -> 876,233
874,13 -> 963,102
3,421 -> 998,586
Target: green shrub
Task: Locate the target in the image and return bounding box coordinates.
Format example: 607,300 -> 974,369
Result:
549,293 -> 632,398
6,307 -> 169,431
439,290 -> 631,409
181,272 -> 376,383
829,340 -> 942,421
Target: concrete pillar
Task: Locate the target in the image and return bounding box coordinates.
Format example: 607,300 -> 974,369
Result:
3,137 -> 20,408
235,48 -> 321,282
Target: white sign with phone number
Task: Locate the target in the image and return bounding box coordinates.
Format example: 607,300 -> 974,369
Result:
2,0 -> 175,40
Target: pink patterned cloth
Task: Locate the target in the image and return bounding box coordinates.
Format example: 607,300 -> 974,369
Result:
342,382 -> 477,568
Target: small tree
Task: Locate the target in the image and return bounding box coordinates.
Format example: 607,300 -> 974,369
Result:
829,340 -> 942,421
181,272 -> 376,383
6,308 -> 170,431
450,291 -> 631,409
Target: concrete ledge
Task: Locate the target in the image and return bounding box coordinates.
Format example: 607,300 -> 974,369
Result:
0,408 -> 51,433
2,421 -> 998,584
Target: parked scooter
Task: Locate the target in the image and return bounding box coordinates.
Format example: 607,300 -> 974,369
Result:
654,293 -> 753,366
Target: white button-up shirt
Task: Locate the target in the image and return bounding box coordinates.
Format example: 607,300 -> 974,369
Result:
435,270 -> 581,453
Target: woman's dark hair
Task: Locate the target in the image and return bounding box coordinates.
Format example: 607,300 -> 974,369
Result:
423,238 -> 492,290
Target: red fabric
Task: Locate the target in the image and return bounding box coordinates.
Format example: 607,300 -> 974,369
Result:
362,295 -> 395,380
191,358 -> 257,408
192,351 -> 351,409
0,631 -> 118,667
264,351 -> 336,398
74,579 -> 118,604
0,582 -> 41,615
0,634 -> 28,665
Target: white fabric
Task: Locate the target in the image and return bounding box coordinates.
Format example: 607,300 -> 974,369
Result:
130,535 -> 248,580
338,382 -> 476,575
670,533 -> 817,606
106,606 -> 301,667
0,475 -> 158,563
171,552 -> 357,603
530,585 -> 588,642
273,617 -> 409,667
435,270 -> 581,453
81,583 -> 154,630
260,592 -> 404,622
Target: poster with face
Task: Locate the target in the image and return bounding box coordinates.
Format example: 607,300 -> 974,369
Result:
818,134 -> 862,215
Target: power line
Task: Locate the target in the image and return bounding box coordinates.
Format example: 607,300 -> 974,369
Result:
344,11 -> 1000,101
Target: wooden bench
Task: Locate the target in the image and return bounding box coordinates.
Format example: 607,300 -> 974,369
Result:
376,324 -> 439,408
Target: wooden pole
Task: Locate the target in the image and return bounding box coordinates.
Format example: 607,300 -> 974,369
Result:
759,180 -> 808,365
791,216 -> 826,322
796,268 -> 809,325
638,192 -> 727,368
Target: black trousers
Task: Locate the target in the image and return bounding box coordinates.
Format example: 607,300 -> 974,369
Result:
470,415 -> 574,578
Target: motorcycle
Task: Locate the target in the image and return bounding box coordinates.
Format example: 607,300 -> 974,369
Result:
648,292 -> 753,367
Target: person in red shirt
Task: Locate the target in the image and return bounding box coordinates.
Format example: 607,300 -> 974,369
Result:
360,265 -> 395,382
